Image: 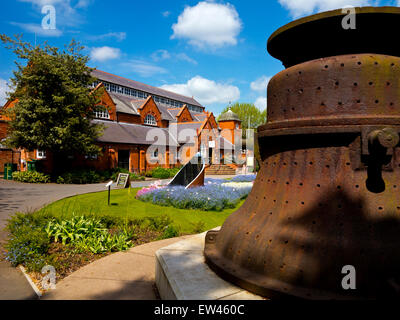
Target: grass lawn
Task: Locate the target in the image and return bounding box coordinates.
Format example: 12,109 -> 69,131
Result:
37,188 -> 243,234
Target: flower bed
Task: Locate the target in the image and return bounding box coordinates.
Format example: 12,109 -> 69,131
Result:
231,174 -> 257,182
137,178 -> 254,211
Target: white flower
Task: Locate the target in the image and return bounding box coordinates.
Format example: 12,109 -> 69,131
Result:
221,182 -> 253,189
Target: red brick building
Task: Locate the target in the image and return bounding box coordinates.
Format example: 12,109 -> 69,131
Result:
0,70 -> 241,175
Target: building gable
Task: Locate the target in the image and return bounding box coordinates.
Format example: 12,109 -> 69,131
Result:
138,96 -> 162,127
176,105 -> 193,123
93,83 -> 116,121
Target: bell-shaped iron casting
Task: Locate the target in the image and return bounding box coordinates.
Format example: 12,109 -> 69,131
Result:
204,7 -> 400,299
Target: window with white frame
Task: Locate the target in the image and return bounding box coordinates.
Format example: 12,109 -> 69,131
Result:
144,114 -> 157,126
93,106 -> 110,119
37,150 -> 46,159
85,154 -> 98,160
0,139 -> 7,149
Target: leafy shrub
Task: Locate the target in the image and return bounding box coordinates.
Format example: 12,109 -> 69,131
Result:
149,167 -> 181,179
5,212 -> 175,273
74,229 -> 133,254
129,172 -> 145,181
191,221 -> 206,234
12,171 -> 50,184
56,169 -> 101,184
151,167 -> 171,179
106,168 -> 145,182
5,225 -> 50,272
45,216 -> 133,254
160,225 -> 179,239
45,215 -> 107,245
139,215 -> 173,231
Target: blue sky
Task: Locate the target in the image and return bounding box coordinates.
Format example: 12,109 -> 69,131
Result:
0,0 -> 399,115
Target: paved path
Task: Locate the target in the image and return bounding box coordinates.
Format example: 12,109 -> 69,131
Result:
0,179 -> 169,300
43,235 -> 192,300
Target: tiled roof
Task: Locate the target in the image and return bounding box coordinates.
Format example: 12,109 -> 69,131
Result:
166,108 -> 206,122
109,93 -> 140,115
167,108 -> 180,119
168,122 -> 203,144
94,120 -> 179,146
155,102 -> 175,121
219,109 -> 241,122
92,69 -> 203,108
193,113 -> 207,122
109,93 -> 175,121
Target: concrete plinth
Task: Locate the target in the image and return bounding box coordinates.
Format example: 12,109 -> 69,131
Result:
155,229 -> 264,300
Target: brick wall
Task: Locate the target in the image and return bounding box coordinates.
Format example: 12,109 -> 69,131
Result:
117,113 -> 141,124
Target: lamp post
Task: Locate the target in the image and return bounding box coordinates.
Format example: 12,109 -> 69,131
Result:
105,181 -> 113,205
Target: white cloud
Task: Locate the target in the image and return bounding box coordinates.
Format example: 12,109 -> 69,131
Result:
176,53 -> 198,65
10,22 -> 63,37
17,0 -> 92,27
121,60 -> 168,77
278,0 -> 373,18
151,50 -> 172,61
0,79 -> 10,107
250,76 -> 271,93
255,96 -> 267,111
75,0 -> 93,8
90,47 -> 121,62
151,50 -> 198,65
162,11 -> 171,17
161,76 -> 240,105
88,32 -> 127,42
171,1 -> 242,49
18,0 -> 63,5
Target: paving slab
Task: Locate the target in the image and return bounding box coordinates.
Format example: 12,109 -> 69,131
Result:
155,230 -> 265,300
43,236 -> 192,300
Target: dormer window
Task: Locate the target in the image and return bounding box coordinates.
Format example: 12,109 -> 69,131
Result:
144,114 -> 157,126
93,106 -> 110,119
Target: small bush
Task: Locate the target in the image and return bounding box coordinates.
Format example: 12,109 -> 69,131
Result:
106,168 -> 145,182
191,221 -> 206,234
44,215 -> 134,254
140,215 -> 173,231
129,172 -> 145,181
149,167 -> 181,179
12,171 -> 50,184
151,167 -> 171,179
6,225 -> 50,271
160,225 -> 179,239
56,169 -> 101,184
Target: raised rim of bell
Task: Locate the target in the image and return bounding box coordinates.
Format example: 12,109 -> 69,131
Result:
267,6 -> 400,68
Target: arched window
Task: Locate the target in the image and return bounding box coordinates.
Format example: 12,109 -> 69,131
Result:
144,114 -> 157,126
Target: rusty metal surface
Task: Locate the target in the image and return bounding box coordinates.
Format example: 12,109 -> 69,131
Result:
268,7 -> 400,68
186,165 -> 205,189
205,10 -> 400,299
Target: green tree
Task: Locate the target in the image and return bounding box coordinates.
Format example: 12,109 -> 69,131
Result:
218,102 -> 266,132
0,35 -> 104,173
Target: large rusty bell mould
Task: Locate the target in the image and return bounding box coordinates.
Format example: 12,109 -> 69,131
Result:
204,7 -> 400,300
